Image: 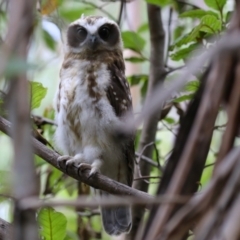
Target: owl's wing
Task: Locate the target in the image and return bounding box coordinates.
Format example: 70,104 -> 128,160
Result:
106,62 -> 135,186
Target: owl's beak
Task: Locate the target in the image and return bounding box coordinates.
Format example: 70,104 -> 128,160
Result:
89,35 -> 98,50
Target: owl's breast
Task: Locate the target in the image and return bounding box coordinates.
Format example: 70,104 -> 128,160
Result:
54,60 -> 120,155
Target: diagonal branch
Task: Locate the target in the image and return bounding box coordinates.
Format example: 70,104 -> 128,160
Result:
0,115 -> 153,201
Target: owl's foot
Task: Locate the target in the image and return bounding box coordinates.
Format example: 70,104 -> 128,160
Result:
57,155 -> 70,169
57,153 -> 84,173
89,159 -> 102,178
78,159 -> 102,179
57,155 -> 102,178
77,163 -> 92,178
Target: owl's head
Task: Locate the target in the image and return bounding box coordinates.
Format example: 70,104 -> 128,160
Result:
66,15 -> 123,54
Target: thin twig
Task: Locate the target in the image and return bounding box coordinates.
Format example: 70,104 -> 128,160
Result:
165,7 -> 173,65
117,0 -> 124,26
32,115 -> 57,126
153,143 -> 162,171
135,152 -> 159,168
136,142 -> 155,184
80,0 -> 116,21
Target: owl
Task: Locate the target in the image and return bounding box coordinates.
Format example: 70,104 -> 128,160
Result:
54,15 -> 135,235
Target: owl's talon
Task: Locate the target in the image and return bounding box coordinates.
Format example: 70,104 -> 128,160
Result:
88,167 -> 99,178
78,163 -> 91,172
57,155 -> 72,169
88,169 -> 98,179
77,163 -> 91,176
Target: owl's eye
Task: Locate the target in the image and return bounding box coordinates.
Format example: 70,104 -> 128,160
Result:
76,27 -> 87,42
99,26 -> 110,41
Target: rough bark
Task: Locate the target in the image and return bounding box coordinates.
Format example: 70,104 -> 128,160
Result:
129,4 -> 165,239
5,0 -> 38,239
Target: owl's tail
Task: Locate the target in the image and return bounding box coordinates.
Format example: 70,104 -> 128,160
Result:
101,191 -> 132,236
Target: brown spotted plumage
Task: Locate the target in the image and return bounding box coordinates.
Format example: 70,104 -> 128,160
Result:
54,15 -> 135,235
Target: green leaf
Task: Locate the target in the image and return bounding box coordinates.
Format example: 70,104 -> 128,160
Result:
64,236 -> 73,240
170,43 -> 198,61
185,80 -> 200,92
163,117 -> 175,124
59,7 -> 94,22
0,171 -> 11,192
200,15 -> 221,33
38,207 -> 67,240
175,24 -> 202,47
173,93 -> 194,103
122,31 -> 146,53
125,57 -> 147,63
145,0 -> 172,7
30,81 -> 47,110
43,29 -> 56,50
127,74 -> 148,86
204,0 -> 227,12
225,11 -> 233,23
63,231 -> 79,240
180,9 -> 219,19
137,23 -> 149,33
173,26 -> 185,41
141,79 -> 148,98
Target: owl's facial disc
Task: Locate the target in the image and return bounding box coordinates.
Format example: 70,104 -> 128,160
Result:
67,21 -> 121,52
67,25 -> 88,49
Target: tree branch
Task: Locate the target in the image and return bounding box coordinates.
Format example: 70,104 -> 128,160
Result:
146,47 -> 233,240
158,146 -> 240,239
0,218 -> 12,240
6,0 -> 38,239
130,3 -> 165,239
0,115 -> 153,201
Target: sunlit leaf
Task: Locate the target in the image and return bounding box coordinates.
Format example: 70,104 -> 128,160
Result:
163,117 -> 175,124
173,26 -> 185,42
125,57 -> 147,63
0,171 -> 11,193
59,7 -> 94,22
173,94 -> 194,103
180,9 -> 219,19
204,0 -> 227,12
145,0 -> 172,7
200,15 -> 222,33
64,236 -> 73,240
185,80 -> 200,92
43,29 -> 56,50
137,23 -> 149,33
170,43 -> 198,61
174,24 -> 202,47
30,82 -> 48,110
127,74 -> 148,86
38,207 -> 67,240
122,31 -> 146,53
